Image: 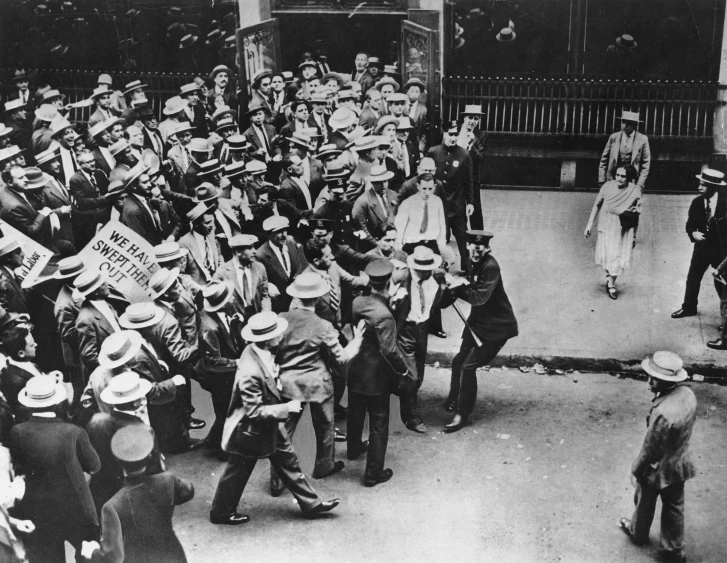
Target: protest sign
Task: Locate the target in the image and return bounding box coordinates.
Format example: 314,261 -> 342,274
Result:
78,221 -> 160,302
0,220 -> 55,289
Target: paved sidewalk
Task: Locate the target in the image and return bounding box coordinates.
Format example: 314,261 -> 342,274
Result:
427,189 -> 727,378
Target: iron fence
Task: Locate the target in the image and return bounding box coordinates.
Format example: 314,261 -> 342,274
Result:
442,76 -> 720,140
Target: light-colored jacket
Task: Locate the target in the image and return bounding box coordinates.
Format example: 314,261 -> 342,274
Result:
598,130 -> 651,188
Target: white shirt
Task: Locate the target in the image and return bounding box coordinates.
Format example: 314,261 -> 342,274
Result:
707,192 -> 718,219
131,193 -> 159,229
90,299 -> 121,332
394,193 -> 446,247
269,241 -> 291,276
292,176 -> 312,210
301,157 -> 311,186
214,208 -> 233,240
407,272 -> 438,324
192,231 -> 215,275
251,343 -> 282,390
253,125 -> 270,157
99,146 -> 116,170
409,101 -> 418,119
234,258 -> 253,306
58,145 -> 77,182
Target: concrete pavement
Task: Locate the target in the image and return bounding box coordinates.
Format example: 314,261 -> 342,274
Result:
428,189 -> 727,378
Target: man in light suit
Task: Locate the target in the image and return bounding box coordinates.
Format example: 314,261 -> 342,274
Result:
87,86 -> 121,130
619,352 -> 697,563
352,164 -> 399,250
178,203 -> 223,285
209,311 -> 340,525
599,110 -> 651,189
213,234 -> 271,319
256,215 -> 308,311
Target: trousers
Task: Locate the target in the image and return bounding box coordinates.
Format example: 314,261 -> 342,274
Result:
210,428 -> 320,518
682,241 -> 723,313
447,213 -> 469,272
347,391 -> 390,480
270,395 -> 336,492
398,320 -> 428,424
629,478 -> 686,558
206,373 -> 235,448
448,329 -> 508,419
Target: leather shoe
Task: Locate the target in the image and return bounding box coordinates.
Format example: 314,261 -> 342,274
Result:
406,420 -> 427,434
270,486 -> 284,498
444,414 -> 468,433
430,330 -> 447,339
187,418 -> 206,430
210,512 -> 250,525
671,308 -> 697,319
364,468 -> 393,487
658,550 -> 687,563
334,404 -> 348,420
313,460 -> 344,479
302,498 -> 340,518
334,428 -> 347,442
707,339 -> 727,350
347,441 -> 368,460
443,399 -> 457,413
619,518 -> 647,546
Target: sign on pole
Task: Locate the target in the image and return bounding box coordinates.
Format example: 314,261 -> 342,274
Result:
0,220 -> 55,289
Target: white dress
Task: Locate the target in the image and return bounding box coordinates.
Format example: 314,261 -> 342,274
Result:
594,181 -> 641,276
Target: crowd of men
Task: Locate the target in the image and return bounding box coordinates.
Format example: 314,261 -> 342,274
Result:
0,51 -> 527,562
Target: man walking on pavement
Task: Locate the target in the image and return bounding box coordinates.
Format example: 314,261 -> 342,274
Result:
599,110 -> 651,189
619,351 -> 697,563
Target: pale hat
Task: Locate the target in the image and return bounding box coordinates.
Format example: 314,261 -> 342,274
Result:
119,302 -> 166,330
50,117 -> 74,137
72,269 -> 106,297
209,64 -> 233,80
696,168 -> 727,186
34,146 -> 61,166
173,122 -> 195,136
4,99 -> 26,113
109,139 -> 130,157
100,371 -> 152,405
179,83 -> 202,96
123,80 -> 147,94
187,138 -> 209,154
34,104 -> 58,122
229,234 -> 258,248
620,110 -> 642,123
162,96 -> 186,116
54,256 -> 86,280
386,92 -> 408,104
18,376 -> 67,408
641,351 -> 688,383
202,281 -> 233,313
0,238 -> 20,258
345,126 -> 372,149
91,85 -> 113,99
187,202 -> 210,223
496,27 -> 516,42
241,311 -> 288,342
244,160 -> 267,175
154,241 -> 188,263
461,104 -> 484,116
396,117 -> 414,130
353,135 -> 388,153
367,164 -> 394,182
262,215 -> 289,233
98,331 -> 143,369
149,267 -> 180,299
328,108 -> 357,131
88,117 -> 124,139
407,246 -> 443,271
374,115 -> 399,134
286,272 -> 329,299
288,132 -> 313,149
375,77 -> 400,92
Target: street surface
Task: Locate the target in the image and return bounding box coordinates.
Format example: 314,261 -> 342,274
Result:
170,368 -> 727,563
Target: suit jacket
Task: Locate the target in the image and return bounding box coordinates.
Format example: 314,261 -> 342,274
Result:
221,345 -> 292,458
359,107 -> 381,130
120,193 -> 163,246
178,230 -> 223,285
92,146 -> 115,176
54,284 -> 83,367
92,472 -> 193,563
393,269 -> 449,328
0,186 -> 54,249
307,113 -> 330,143
408,102 -> 428,149
31,126 -> 53,155
76,300 -> 118,374
353,70 -> 375,96
427,144 -> 474,217
0,362 -> 36,414
243,123 -> 279,161
445,253 -> 519,342
183,160 -> 203,193
87,107 -> 120,130
277,307 -> 348,402
298,263 -> 366,328
352,187 -> 398,240
196,310 -> 243,393
279,175 -> 314,213
167,144 -> 192,173
69,168 -> 111,245
158,287 -> 199,348
631,385 -> 697,490
142,126 -> 165,158
350,292 -> 408,395
0,266 -> 29,316
10,417 -> 100,532
598,130 -> 651,188
213,258 -> 270,318
686,193 -> 727,260
256,240 -> 308,310
41,178 -> 76,255
136,310 -> 198,373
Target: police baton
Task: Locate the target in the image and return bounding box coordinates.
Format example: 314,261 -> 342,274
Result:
451,300 -> 483,348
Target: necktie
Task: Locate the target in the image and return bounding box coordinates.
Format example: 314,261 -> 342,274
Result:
418,279 -> 426,314
242,267 -> 251,306
420,198 -> 429,234
324,273 -> 339,311
204,237 -> 214,273
280,247 -> 290,275
89,172 -> 99,194
258,125 -> 271,153
181,147 -> 189,170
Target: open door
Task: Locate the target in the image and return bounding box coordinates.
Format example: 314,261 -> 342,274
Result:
236,19 -> 282,117
400,20 -> 438,108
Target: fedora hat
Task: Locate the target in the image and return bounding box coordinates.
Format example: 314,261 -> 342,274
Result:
98,331 -> 143,369
317,144 -> 342,161
616,34 -> 637,50
224,161 -> 247,179
119,302 -> 165,330
54,256 -> 86,280
229,234 -> 258,248
353,134 -> 387,153
241,311 -> 288,342
404,77 -> 426,92
252,68 -> 273,86
24,167 -> 49,190
0,306 -> 30,334
105,180 -> 126,200
461,104 -> 484,116
246,101 -> 268,116
209,65 -> 233,80
310,91 -> 329,104
179,34 -> 198,49
386,92 -> 407,104
123,163 -> 147,188
211,105 -> 237,124
90,86 -> 112,99
286,272 -> 329,299
179,82 -> 202,96
111,425 -> 155,469
172,122 -> 195,137
50,117 -> 74,137
187,138 -> 209,154
407,246 -> 443,271
97,74 -> 113,86
101,371 -> 153,405
154,241 -> 188,264
496,27 -> 516,42
0,146 -> 22,165
4,99 -> 26,113
337,89 -> 355,101
149,267 -> 180,299
262,215 -> 289,233
620,110 -> 642,123
322,72 -> 344,86
0,238 -> 20,258
72,269 -> 106,298
396,116 -> 414,131
34,104 -> 58,122
18,376 -> 67,409
375,77 -> 400,92
696,168 -> 727,186
345,126 -> 372,149
328,108 -> 357,131
109,139 -> 130,157
88,117 -> 123,139
367,164 -> 394,183
187,202 -> 210,223
203,281 -> 233,312
0,124 -> 12,138
41,89 -> 65,102
163,96 -> 186,116
245,160 -> 267,175
12,69 -> 29,82
194,183 -> 219,203
641,351 -> 688,383
375,115 -> 399,134
288,132 -> 312,150
197,159 -> 223,177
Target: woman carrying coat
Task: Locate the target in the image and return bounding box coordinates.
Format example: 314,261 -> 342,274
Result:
585,165 -> 642,299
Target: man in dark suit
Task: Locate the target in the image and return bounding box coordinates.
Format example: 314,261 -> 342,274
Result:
619,351 -> 697,563
672,169 -> 727,322
289,133 -> 326,204
209,311 -> 339,524
427,121 -> 475,270
33,159 -> 76,256
138,106 -> 165,158
278,154 -> 315,220
10,376 -> 101,563
359,88 -> 384,130
88,119 -> 119,176
0,165 -> 56,250
352,164 -> 399,250
256,215 -> 308,311
0,321 -> 39,415
0,238 -> 30,316
349,260 -> 410,486
457,105 -> 488,229
82,425 -> 193,563
179,83 -> 208,137
243,103 -> 279,164
443,231 -> 518,433
70,150 -> 111,248
120,166 -> 164,246
4,99 -> 32,157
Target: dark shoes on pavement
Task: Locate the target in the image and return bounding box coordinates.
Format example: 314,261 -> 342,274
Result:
302,498 -> 340,519
707,339 -> 727,350
313,460 -> 344,479
334,428 -> 347,442
210,512 -> 250,525
671,308 -> 697,319
364,468 -> 393,487
430,330 -> 447,339
405,420 -> 427,434
444,414 -> 468,433
187,418 -> 206,430
443,398 -> 457,413
347,441 -> 369,461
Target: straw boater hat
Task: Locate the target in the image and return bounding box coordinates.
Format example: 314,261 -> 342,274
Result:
224,161 -> 246,179
179,83 -> 202,96
187,202 -> 210,223
72,270 -> 107,299
344,126 -> 371,149
162,96 -> 186,116
328,108 -> 357,131
197,159 -> 223,177
620,110 -> 642,123
641,351 -> 688,383
696,168 -> 727,186
187,138 -> 209,154
241,311 -> 288,342
149,267 -> 180,299
98,331 -> 144,369
227,134 -> 249,152
203,282 -> 233,313
317,144 -> 342,161
354,135 -> 388,153
154,241 -> 188,264
286,272 -> 329,299
173,122 -> 195,136
407,246 -> 443,271
90,85 -> 112,99
323,159 -> 348,180
18,376 -> 67,409
496,27 -> 516,42
288,132 -> 312,150
367,164 -> 394,183
374,115 -> 399,134
461,104 -> 484,116
109,139 -> 130,157
396,116 -> 414,131
124,80 -> 147,95
211,105 -> 236,125
54,256 -> 86,280
119,302 -> 166,330
88,117 -> 124,139
244,160 -> 267,175
101,371 -> 152,405
0,238 -> 20,258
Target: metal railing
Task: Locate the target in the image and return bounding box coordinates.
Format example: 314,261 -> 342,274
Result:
442,76 -> 720,139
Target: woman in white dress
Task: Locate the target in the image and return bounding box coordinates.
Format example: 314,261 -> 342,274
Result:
584,165 -> 641,300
